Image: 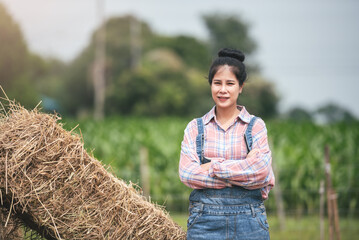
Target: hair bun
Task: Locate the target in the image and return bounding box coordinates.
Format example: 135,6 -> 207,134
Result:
218,48 -> 245,63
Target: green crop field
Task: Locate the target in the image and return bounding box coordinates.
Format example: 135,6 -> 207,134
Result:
62,116 -> 359,216
170,212 -> 359,240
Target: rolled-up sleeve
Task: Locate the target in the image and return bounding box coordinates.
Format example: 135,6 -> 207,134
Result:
179,120 -> 230,189
208,118 -> 275,197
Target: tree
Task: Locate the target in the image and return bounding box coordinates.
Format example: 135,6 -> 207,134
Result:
202,14 -> 257,57
0,3 -> 27,89
147,35 -> 211,71
0,3 -> 41,108
315,103 -> 356,124
61,15 -> 213,117
239,75 -> 279,119
60,15 -> 153,116
106,48 -> 211,116
60,13 -> 279,118
93,0 -> 106,120
287,107 -> 313,122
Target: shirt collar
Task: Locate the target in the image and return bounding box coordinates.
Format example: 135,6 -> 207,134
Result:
203,105 -> 251,125
203,106 -> 216,125
238,106 -> 251,123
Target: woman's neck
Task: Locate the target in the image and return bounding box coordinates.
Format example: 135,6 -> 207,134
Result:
215,105 -> 240,129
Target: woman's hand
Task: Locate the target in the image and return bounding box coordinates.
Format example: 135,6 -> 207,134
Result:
200,162 -> 212,171
247,149 -> 260,159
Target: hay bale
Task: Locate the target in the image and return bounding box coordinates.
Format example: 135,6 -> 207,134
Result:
0,208 -> 23,240
0,102 -> 186,240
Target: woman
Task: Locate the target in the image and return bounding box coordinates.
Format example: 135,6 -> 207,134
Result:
179,48 -> 275,240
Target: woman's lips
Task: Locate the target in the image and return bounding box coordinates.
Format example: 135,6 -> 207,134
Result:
218,96 -> 229,102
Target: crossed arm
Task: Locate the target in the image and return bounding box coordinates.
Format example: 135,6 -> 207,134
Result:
179,119 -> 274,191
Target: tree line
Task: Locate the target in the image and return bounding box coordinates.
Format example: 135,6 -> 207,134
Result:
1,3 -> 356,122
0,3 -> 279,119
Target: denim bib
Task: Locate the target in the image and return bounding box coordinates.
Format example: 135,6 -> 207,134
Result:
187,116 -> 269,240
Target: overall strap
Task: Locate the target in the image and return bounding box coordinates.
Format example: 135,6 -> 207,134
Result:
196,118 -> 210,164
244,116 -> 258,153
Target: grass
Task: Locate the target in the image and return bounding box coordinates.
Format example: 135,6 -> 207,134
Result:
170,212 -> 359,240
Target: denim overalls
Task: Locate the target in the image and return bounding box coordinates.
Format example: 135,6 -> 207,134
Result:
186,117 -> 270,240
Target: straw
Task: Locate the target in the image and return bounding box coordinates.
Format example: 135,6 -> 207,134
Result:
0,99 -> 186,240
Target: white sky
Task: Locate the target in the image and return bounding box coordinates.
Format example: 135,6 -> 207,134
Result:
1,0 -> 359,117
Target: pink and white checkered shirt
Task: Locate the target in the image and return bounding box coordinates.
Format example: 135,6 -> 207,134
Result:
179,106 -> 275,199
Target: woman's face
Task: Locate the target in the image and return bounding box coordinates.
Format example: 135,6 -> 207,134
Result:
211,65 -> 243,110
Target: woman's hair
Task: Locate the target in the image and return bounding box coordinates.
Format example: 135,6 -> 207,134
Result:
208,48 -> 247,86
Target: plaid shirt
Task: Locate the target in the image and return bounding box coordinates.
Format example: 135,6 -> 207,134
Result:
179,106 -> 275,199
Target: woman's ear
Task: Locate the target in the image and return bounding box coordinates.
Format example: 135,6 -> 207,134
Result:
239,83 -> 244,94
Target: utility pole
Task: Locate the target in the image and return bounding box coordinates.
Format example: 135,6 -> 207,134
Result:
130,16 -> 142,71
319,180 -> 325,240
269,140 -> 286,231
140,146 -> 150,199
93,0 -> 106,120
324,145 -> 341,240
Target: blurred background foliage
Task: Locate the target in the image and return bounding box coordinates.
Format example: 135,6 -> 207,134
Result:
2,2 -> 355,123
1,3 -> 280,119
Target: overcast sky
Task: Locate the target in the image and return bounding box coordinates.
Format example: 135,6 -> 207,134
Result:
2,0 -> 359,117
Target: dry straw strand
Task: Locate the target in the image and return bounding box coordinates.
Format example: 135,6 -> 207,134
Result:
0,97 -> 186,240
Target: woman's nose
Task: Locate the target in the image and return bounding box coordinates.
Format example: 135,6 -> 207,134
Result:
220,84 -> 227,93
